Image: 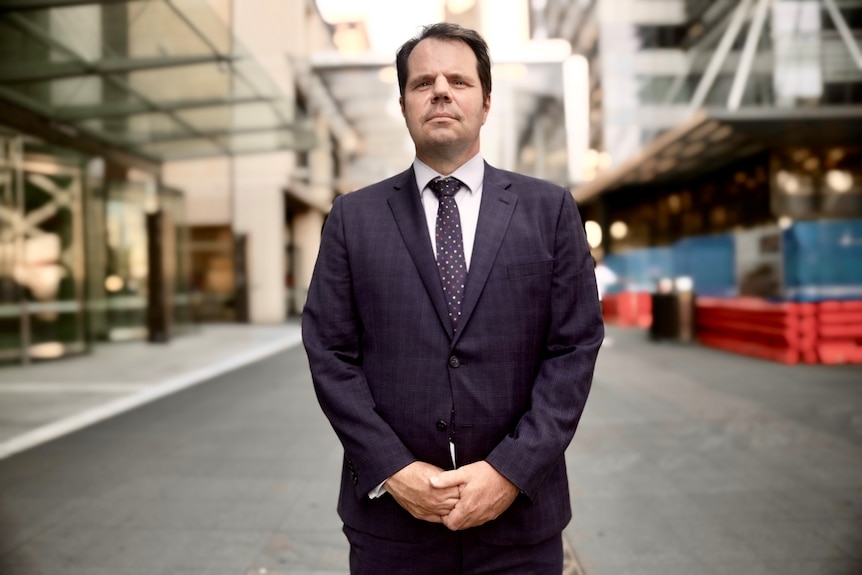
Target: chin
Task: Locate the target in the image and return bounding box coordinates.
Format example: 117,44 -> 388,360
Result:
424,136 -> 460,150
424,127 -> 460,141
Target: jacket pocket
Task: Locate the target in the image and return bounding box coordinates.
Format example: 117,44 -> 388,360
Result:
507,259 -> 554,279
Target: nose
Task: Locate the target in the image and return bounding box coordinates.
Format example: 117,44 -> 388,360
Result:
431,76 -> 452,101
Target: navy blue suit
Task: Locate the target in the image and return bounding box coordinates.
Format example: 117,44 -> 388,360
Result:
302,163 -> 603,549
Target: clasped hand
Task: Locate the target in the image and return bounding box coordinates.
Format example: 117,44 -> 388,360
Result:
384,460 -> 519,531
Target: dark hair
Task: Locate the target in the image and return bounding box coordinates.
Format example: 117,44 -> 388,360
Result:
395,22 -> 492,100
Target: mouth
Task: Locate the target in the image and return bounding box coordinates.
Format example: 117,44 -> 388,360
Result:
426,112 -> 458,122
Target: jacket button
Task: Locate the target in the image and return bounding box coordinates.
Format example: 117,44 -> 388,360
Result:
448,355 -> 460,368
436,420 -> 448,432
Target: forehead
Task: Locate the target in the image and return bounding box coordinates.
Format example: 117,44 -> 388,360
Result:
406,37 -> 479,77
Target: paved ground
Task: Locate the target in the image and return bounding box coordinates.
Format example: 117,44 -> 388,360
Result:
566,329 -> 862,574
0,323 -> 303,460
0,323 -> 860,574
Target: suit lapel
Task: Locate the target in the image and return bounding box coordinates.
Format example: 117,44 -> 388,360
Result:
455,165 -> 517,345
386,169 -> 453,336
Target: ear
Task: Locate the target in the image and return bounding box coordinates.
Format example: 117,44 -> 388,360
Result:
481,94 -> 491,125
399,96 -> 406,117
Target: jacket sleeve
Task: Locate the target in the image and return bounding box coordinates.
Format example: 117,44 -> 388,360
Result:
301,195 -> 416,498
484,189 -> 604,500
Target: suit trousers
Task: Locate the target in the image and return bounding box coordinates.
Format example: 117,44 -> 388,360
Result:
344,524 -> 563,575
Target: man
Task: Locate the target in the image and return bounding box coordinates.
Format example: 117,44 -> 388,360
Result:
302,23 -> 603,574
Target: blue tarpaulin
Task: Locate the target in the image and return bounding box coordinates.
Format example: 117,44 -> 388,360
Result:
601,218 -> 862,302
783,219 -> 862,301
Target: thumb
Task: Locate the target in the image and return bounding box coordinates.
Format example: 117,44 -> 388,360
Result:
430,469 -> 464,489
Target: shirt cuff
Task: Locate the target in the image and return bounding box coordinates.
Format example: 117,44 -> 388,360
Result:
368,479 -> 388,499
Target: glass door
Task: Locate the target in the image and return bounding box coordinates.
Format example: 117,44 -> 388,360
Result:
0,135 -> 88,364
103,181 -> 150,341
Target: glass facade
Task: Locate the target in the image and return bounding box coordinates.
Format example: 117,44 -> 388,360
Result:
0,135 -> 88,363
0,0 -> 314,163
0,132 -> 190,365
1,0 -> 320,339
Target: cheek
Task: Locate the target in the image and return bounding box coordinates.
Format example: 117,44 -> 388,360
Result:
476,106 -> 489,126
403,100 -> 422,123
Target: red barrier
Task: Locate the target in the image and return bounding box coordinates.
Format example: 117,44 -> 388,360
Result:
697,333 -> 802,365
601,294 -> 619,324
613,291 -> 652,328
815,300 -> 862,365
601,292 -> 651,327
695,297 -> 862,365
695,297 -> 818,365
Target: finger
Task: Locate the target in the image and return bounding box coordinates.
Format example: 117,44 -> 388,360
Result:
430,487 -> 460,504
435,497 -> 459,514
442,508 -> 466,531
430,469 -> 465,489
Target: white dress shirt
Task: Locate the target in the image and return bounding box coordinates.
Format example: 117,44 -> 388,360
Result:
414,154 -> 485,271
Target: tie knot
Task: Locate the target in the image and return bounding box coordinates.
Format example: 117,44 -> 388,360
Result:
428,177 -> 462,198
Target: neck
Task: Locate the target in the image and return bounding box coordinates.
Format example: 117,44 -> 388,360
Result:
417,148 -> 478,177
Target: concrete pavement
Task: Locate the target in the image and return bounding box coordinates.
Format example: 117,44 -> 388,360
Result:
0,322 -> 860,574
0,323 -> 303,460
566,327 -> 862,574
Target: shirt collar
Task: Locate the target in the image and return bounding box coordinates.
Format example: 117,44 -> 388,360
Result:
414,153 -> 484,196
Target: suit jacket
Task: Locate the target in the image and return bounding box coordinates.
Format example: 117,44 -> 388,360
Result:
302,162 -> 603,546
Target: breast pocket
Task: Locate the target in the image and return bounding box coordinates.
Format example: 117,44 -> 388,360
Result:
506,259 -> 554,279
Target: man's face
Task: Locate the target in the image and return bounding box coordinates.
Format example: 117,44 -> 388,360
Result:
400,37 -> 491,166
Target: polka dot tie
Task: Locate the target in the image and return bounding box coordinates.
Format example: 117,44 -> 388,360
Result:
429,177 -> 467,332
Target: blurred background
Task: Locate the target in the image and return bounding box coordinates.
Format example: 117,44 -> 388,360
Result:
1,2 -> 861,574
1,0 -> 860,365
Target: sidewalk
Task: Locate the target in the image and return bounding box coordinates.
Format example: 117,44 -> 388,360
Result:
0,323 -> 303,460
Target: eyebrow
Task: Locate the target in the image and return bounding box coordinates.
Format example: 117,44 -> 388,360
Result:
410,72 -> 472,86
